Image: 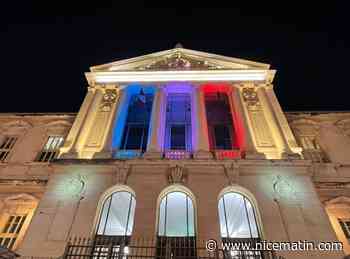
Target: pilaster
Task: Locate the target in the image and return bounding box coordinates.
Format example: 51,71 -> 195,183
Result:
232,86 -> 265,159
82,86 -> 120,159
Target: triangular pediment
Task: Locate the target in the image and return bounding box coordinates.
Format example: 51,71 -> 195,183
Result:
90,47 -> 270,72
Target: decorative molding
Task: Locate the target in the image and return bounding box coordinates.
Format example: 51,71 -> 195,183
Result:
167,165 -> 187,184
100,89 -> 119,112
324,196 -> 350,208
0,179 -> 47,186
224,162 -> 239,185
3,193 -> 39,205
56,174 -> 86,198
136,51 -> 223,71
272,175 -> 296,200
115,165 -> 130,184
242,87 -> 259,106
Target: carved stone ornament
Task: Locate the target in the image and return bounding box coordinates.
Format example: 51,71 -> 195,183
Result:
224,162 -> 239,185
115,165 -> 130,184
136,52 -> 222,71
242,87 -> 259,106
168,165 -> 187,184
56,174 -> 86,198
272,175 -> 296,200
100,89 -> 119,112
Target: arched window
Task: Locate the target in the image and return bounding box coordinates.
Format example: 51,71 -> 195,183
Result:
157,191 -> 196,258
96,191 -> 136,237
218,192 -> 259,239
158,191 -> 195,237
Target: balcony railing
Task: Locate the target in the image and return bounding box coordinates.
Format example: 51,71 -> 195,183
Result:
62,236 -> 286,259
164,150 -> 192,160
213,150 -> 241,160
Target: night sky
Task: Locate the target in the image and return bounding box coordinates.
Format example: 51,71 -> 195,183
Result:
1,4 -> 349,113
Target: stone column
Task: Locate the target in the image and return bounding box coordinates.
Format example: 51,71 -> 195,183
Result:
231,87 -> 265,159
257,87 -> 295,158
144,86 -> 165,159
59,87 -> 97,159
193,85 -> 212,159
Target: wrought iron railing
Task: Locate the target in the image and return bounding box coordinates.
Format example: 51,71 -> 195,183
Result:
62,236 -> 286,259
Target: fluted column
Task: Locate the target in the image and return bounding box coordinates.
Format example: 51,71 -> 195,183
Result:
231,87 -> 265,159
144,86 -> 165,159
193,85 -> 212,159
59,87 -> 97,158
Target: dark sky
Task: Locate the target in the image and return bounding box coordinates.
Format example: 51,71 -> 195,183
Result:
1,4 -> 349,113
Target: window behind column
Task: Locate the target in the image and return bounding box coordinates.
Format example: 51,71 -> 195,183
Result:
119,92 -> 153,156
164,93 -> 192,158
205,92 -> 235,150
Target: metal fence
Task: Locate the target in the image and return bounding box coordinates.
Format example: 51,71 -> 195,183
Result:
62,236 -> 286,259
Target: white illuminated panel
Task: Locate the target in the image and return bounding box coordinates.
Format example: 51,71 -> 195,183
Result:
86,70 -> 269,84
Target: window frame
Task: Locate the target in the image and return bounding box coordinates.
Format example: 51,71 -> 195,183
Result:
36,135 -> 65,162
0,136 -> 18,162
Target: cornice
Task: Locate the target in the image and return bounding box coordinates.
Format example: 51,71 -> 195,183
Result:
85,69 -> 275,85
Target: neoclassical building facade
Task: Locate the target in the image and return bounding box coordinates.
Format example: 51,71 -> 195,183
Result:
0,47 -> 349,259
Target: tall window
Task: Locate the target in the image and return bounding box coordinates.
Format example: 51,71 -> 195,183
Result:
339,219 -> 350,241
0,214 -> 27,250
37,136 -> 64,162
157,191 -> 196,258
158,192 -> 195,237
218,192 -> 259,239
205,92 -> 235,150
165,94 -> 192,151
96,191 -> 136,238
120,92 -> 153,152
0,136 -> 17,162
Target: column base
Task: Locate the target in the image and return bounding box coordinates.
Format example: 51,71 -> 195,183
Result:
281,152 -> 302,160
93,151 -> 113,159
59,151 -> 79,159
193,150 -> 213,159
244,151 -> 266,159
143,151 -> 163,159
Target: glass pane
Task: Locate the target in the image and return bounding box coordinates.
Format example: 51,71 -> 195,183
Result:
158,198 -> 166,236
105,192 -> 132,236
214,125 -> 232,149
222,193 -> 251,238
125,127 -> 144,149
97,196 -> 111,235
165,93 -> 192,151
245,198 -> 259,238
218,198 -> 228,237
126,196 -> 136,236
170,126 -> 186,150
187,197 -> 195,236
166,192 -> 188,236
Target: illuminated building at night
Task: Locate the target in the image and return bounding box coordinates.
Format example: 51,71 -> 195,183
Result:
0,46 -> 349,259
